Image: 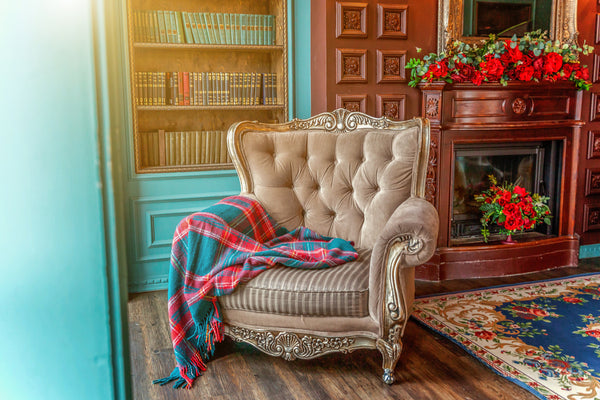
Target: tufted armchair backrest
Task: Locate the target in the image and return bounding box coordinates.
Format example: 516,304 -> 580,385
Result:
227,109 -> 430,249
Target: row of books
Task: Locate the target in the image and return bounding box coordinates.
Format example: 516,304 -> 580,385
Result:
134,72 -> 278,106
133,10 -> 275,46
140,130 -> 230,167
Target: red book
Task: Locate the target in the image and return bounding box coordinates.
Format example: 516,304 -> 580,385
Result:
183,72 -> 190,105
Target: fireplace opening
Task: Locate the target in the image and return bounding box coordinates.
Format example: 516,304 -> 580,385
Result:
451,141 -> 562,245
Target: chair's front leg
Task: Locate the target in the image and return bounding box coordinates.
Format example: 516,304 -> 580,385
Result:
375,235 -> 422,384
376,324 -> 405,384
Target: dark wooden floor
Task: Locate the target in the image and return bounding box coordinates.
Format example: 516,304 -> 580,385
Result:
128,258 -> 600,400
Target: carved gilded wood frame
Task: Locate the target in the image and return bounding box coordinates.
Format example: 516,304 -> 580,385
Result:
437,0 -> 579,53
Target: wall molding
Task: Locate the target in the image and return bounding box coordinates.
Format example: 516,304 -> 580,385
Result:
580,244 -> 600,258
128,276 -> 169,293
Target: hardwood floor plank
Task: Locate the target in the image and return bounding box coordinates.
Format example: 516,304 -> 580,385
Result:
128,259 -> 600,399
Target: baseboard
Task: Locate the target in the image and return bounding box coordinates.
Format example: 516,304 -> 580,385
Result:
579,244 -> 600,259
128,276 -> 168,293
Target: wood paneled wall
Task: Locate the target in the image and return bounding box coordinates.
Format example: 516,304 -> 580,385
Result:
312,0 -> 600,245
311,0 -> 437,120
576,0 -> 600,244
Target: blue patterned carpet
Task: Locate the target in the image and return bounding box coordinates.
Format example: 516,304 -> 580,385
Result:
412,273 -> 600,400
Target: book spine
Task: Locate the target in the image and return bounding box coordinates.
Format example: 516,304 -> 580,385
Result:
224,13 -> 231,45
225,73 -> 230,105
272,73 -> 277,105
217,13 -> 225,44
171,11 -> 179,43
249,72 -> 255,106
209,13 -> 217,44
189,72 -> 195,106
258,15 -> 264,46
219,131 -> 227,163
176,11 -> 184,44
190,13 -> 200,44
153,11 -> 160,43
183,72 -> 190,105
195,131 -> 201,165
240,14 -> 247,45
181,12 -> 192,44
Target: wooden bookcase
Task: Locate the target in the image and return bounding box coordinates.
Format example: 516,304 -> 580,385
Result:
126,0 -> 288,173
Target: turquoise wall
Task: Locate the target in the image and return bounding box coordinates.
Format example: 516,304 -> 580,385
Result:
0,2 -> 124,399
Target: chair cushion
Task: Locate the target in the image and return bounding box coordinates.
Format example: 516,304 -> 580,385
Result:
219,250 -> 371,317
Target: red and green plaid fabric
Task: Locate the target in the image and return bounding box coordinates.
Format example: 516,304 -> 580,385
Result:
154,196 -> 358,389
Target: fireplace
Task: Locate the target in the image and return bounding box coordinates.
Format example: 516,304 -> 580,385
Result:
418,81 -> 582,281
451,141 -> 561,244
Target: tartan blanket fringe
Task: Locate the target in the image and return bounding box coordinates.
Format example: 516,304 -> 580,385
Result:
154,195 -> 358,389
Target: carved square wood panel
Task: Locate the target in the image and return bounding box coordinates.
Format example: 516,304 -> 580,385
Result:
583,203 -> 600,232
336,94 -> 367,113
336,48 -> 368,83
588,131 -> 600,159
336,2 -> 368,38
591,93 -> 600,122
376,4 -> 408,39
376,94 -> 406,120
586,169 -> 600,196
376,50 -> 406,83
593,54 -> 600,83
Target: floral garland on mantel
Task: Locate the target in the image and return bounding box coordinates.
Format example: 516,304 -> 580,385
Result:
406,31 -> 594,90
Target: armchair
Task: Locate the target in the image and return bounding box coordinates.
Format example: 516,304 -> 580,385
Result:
219,109 -> 439,383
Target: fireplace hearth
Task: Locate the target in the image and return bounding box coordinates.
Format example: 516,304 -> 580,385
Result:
418,81 -> 583,280
451,141 -> 561,244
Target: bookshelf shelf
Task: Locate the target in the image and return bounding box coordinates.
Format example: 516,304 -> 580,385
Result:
134,43 -> 284,51
126,0 -> 288,174
137,105 -> 285,111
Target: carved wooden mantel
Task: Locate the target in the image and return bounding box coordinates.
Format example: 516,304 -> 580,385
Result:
417,81 -> 583,280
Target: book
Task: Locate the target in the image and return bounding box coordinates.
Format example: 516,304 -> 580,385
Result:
216,13 -> 226,44
224,13 -> 231,45
219,131 -> 227,163
272,73 -> 277,105
152,11 -> 160,43
182,72 -> 190,105
181,12 -> 193,44
209,13 -> 218,44
175,11 -> 184,44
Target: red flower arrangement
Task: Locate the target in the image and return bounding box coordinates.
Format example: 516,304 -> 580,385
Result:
407,30 -> 593,90
474,175 -> 552,243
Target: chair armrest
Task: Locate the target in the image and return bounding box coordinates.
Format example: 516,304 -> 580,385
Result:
368,196 -> 439,325
377,196 -> 438,268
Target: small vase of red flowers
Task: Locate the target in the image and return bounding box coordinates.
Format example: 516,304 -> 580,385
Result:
474,175 -> 552,243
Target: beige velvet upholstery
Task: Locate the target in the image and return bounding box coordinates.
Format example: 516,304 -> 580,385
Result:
220,109 -> 439,384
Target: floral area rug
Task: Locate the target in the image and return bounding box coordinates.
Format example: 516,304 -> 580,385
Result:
412,274 -> 600,400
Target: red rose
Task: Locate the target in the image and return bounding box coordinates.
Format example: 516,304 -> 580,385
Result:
562,297 -> 582,303
543,52 -> 563,75
575,65 -> 590,81
480,55 -> 505,81
561,63 -> 574,79
503,203 -> 518,216
502,191 -> 512,203
529,308 -> 549,317
517,66 -> 535,82
524,218 -> 534,229
426,61 -> 449,80
504,215 -> 519,231
471,70 -> 485,85
474,330 -> 496,340
501,41 -> 523,64
585,329 -> 600,338
513,186 -> 527,197
532,57 -> 544,79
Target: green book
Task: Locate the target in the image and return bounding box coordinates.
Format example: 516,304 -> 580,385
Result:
216,13 -> 226,44
224,14 -> 231,45
208,13 -> 217,44
156,10 -> 166,43
258,15 -> 264,46
181,12 -> 192,44
240,14 -> 247,45
197,13 -> 208,44
163,10 -> 172,43
201,13 -> 212,44
230,14 -> 237,45
176,11 -> 184,43
153,11 -> 161,43
170,11 -> 179,43
191,13 -> 202,44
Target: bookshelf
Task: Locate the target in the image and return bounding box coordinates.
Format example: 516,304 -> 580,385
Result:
126,0 -> 288,173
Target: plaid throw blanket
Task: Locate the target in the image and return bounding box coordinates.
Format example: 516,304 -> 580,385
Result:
154,195 -> 358,389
